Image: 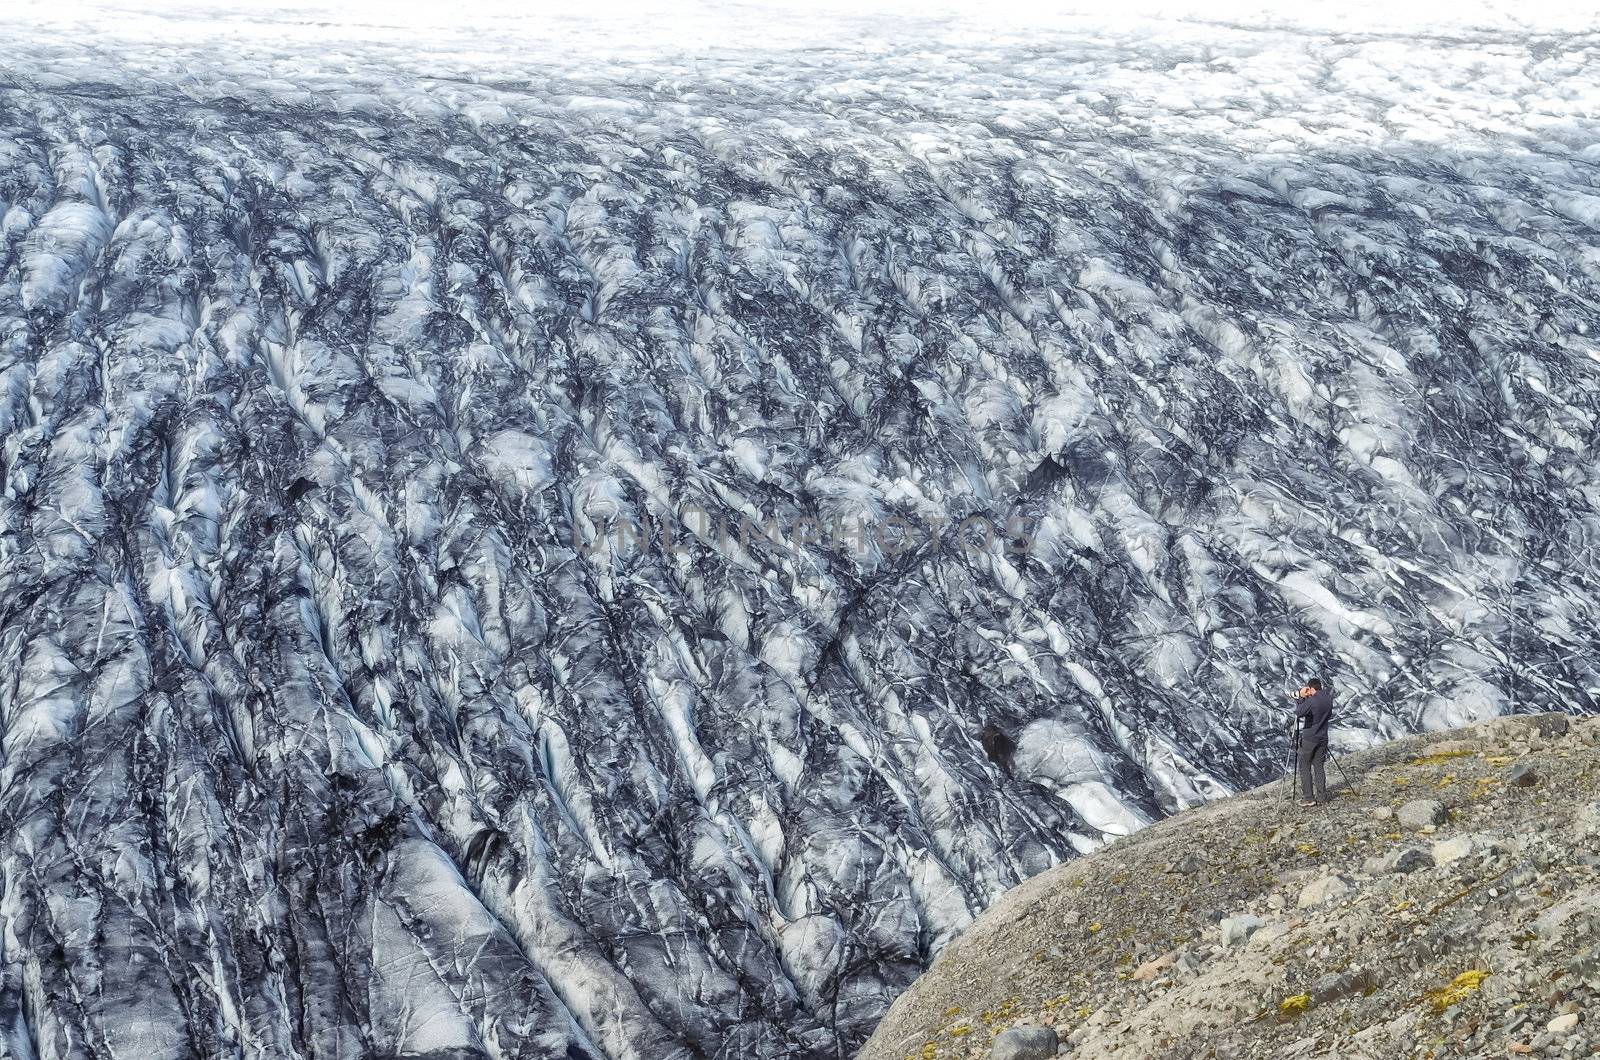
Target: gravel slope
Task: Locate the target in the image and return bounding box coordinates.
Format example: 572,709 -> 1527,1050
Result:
861,712 -> 1600,1060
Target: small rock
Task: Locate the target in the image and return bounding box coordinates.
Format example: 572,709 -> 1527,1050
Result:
1548,1013 -> 1579,1034
1168,853 -> 1203,875
1247,918 -> 1299,951
1507,763 -> 1540,787
1476,834 -> 1509,857
1311,967 -> 1374,1004
992,1025 -> 1059,1060
1132,950 -> 1179,982
1398,799 -> 1448,830
1220,914 -> 1267,947
1566,951 -> 1600,979
1383,847 -> 1434,874
1433,836 -> 1476,866
1299,874 -> 1354,908
1373,806 -> 1395,822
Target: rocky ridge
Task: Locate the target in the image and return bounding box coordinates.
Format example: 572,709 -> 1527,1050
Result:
861,712 -> 1600,1060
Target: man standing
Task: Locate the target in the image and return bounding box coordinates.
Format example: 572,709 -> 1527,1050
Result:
1295,678 -> 1334,807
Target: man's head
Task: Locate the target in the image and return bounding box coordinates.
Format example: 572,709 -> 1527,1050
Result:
1306,677 -> 1323,691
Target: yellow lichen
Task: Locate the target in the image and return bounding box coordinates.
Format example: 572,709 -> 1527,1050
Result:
1279,994 -> 1311,1017
1426,970 -> 1488,1012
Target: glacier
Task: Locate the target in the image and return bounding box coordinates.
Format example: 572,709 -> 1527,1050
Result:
1,1 -> 1598,1057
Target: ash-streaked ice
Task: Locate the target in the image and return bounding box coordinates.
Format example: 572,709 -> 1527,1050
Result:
1,1 -> 1597,1057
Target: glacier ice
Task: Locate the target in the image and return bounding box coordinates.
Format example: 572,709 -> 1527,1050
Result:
1,1 -> 1599,1056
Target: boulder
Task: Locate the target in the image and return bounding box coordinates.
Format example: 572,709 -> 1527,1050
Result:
1432,836 -> 1475,866
1398,799 -> 1447,830
1507,763 -> 1540,787
1534,714 -> 1570,738
991,1025 -> 1059,1060
1298,874 -> 1354,908
1220,914 -> 1266,947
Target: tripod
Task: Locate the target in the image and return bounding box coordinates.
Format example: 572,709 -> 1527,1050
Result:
1284,717 -> 1359,802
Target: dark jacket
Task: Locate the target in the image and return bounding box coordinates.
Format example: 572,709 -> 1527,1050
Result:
1296,689 -> 1334,744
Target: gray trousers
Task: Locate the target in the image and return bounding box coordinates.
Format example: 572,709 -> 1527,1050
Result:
1298,736 -> 1328,803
